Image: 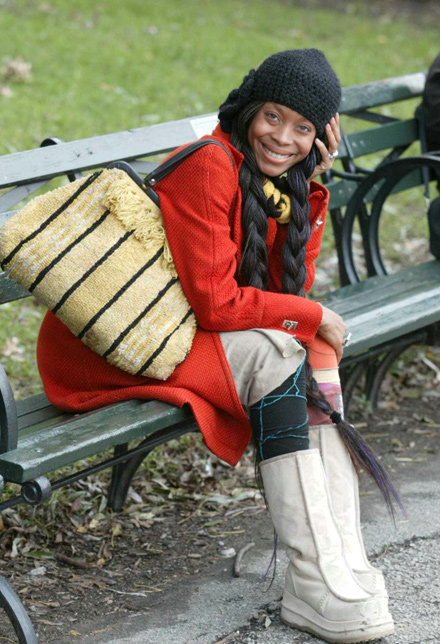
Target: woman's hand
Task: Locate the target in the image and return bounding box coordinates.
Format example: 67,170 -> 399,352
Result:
308,113 -> 341,181
317,304 -> 347,363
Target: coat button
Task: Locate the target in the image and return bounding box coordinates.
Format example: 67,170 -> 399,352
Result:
282,320 -> 298,331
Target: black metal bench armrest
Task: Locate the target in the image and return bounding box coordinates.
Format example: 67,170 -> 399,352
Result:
0,361 -> 18,453
340,153 -> 440,284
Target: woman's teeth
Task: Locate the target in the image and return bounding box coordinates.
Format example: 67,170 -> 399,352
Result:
262,144 -> 291,160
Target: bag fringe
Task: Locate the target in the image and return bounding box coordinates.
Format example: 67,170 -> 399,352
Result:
103,173 -> 177,276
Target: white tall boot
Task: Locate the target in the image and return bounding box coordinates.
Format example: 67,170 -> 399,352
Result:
309,425 -> 386,595
260,450 -> 394,643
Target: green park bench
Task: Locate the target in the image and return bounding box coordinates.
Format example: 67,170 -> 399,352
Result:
0,70 -> 439,642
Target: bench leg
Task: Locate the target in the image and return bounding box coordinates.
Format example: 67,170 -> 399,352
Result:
365,345 -> 413,409
108,443 -> 155,512
340,362 -> 367,413
0,576 -> 38,643
341,338 -> 419,413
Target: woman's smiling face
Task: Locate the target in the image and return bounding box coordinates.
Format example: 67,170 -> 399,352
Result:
247,102 -> 316,177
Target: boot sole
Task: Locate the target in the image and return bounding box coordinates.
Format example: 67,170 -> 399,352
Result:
281,592 -> 395,644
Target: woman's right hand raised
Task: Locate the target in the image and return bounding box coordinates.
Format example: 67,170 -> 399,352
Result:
317,305 -> 347,363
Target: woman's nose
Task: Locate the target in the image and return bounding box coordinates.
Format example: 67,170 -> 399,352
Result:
271,125 -> 293,146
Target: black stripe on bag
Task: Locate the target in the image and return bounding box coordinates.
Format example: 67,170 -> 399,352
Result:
103,276 -> 179,358
29,209 -> 110,293
77,246 -> 164,340
1,172 -> 101,269
135,307 -> 194,376
51,229 -> 133,314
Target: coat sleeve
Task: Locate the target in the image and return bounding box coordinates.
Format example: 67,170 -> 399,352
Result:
157,144 -> 323,344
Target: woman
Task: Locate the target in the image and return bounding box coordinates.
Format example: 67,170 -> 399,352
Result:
37,49 -> 396,642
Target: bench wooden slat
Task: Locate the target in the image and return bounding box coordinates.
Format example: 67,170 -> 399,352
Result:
339,72 -> 426,114
0,114 -> 218,189
0,399 -> 196,483
16,392 -> 51,417
346,119 -> 419,158
0,273 -> 29,304
326,261 -> 440,356
335,119 -> 418,162
17,394 -> 71,436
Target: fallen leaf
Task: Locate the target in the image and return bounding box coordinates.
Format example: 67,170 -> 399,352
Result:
1,336 -> 25,361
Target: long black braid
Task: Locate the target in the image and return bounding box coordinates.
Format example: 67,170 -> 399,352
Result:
230,104 -> 403,517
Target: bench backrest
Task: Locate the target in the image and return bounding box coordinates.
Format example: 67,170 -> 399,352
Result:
0,71 -> 427,304
327,71 -> 427,211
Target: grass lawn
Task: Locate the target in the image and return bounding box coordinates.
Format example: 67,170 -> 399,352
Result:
1,0 -> 438,152
1,0 -> 439,397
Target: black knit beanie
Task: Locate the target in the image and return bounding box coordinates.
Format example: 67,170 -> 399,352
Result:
218,49 -> 341,136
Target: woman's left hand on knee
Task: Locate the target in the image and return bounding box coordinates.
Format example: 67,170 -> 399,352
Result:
317,305 -> 347,363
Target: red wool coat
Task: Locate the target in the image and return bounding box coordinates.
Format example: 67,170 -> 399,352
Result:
36,125 -> 330,466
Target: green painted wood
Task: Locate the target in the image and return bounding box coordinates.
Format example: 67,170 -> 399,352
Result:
325,261 -> 440,357
16,393 -> 58,433
334,119 -> 418,164
0,114 -> 218,188
346,119 -> 419,158
16,392 -> 51,418
0,399 -> 196,483
339,72 -> 426,114
0,273 -> 30,304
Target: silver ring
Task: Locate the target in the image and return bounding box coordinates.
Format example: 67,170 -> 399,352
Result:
328,149 -> 339,160
342,332 -> 352,347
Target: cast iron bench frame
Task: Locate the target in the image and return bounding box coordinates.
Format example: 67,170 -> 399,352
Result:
1,71 -> 439,642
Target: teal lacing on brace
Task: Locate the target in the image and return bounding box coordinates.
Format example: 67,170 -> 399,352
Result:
251,356 -> 309,461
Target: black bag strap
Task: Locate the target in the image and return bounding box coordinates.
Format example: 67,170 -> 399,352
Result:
144,138 -> 233,188
107,139 -> 233,204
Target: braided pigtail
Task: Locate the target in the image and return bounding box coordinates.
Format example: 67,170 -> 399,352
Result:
239,161 -> 271,290
304,359 -> 404,520
280,155 -> 315,295
230,102 -> 271,290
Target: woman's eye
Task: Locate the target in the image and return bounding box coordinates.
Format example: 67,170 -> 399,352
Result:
298,124 -> 311,133
265,112 -> 279,122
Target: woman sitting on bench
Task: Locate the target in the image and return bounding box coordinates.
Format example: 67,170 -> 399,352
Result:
37,49 -> 398,643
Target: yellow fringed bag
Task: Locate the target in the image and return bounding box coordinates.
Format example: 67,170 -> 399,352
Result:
0,140 -> 231,380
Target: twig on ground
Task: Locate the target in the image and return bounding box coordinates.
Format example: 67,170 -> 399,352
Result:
233,541 -> 255,577
55,554 -> 89,569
